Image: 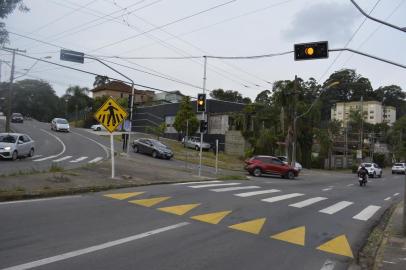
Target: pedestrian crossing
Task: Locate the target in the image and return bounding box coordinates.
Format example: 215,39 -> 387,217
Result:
177,181 -> 383,222
32,155 -> 103,164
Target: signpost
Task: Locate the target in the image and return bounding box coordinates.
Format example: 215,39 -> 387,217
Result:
94,97 -> 128,178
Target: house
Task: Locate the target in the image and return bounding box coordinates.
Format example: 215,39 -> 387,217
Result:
91,81 -> 155,105
331,101 -> 396,126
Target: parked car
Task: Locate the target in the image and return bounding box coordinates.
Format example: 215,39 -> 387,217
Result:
90,124 -> 106,131
357,163 -> 382,178
277,156 -> 303,171
132,138 -> 173,159
392,163 -> 406,174
11,113 -> 24,123
51,118 -> 70,132
245,155 -> 299,179
183,136 -> 211,151
0,133 -> 35,160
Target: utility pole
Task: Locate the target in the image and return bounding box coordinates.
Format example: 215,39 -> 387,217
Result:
4,47 -> 26,132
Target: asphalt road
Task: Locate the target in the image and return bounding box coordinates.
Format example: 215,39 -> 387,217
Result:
0,171 -> 404,270
0,119 -> 109,175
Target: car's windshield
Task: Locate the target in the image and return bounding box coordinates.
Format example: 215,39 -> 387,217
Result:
56,119 -> 68,124
0,135 -> 17,143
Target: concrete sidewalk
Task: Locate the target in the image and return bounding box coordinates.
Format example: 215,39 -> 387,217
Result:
375,204 -> 406,270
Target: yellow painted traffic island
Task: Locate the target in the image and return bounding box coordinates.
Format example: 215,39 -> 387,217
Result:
316,235 -> 354,258
129,196 -> 171,207
190,211 -> 232,224
271,226 -> 306,246
104,192 -> 145,200
229,218 -> 267,235
158,204 -> 201,216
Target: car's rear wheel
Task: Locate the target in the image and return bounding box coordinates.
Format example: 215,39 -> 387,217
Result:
133,146 -> 139,153
12,151 -> 18,161
287,171 -> 295,180
152,151 -> 158,158
253,168 -> 262,177
28,148 -> 34,157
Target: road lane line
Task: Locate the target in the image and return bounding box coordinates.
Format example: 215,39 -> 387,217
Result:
70,157 -> 88,163
384,197 -> 391,201
262,193 -> 304,203
320,260 -> 336,270
234,189 -> 280,197
289,197 -> 327,208
33,129 -> 66,162
88,157 -> 103,164
53,156 -> 72,162
353,205 -> 381,221
1,222 -> 190,270
172,180 -> 222,185
319,201 -> 353,215
393,193 -> 400,196
70,131 -> 109,159
210,186 -> 260,192
0,196 -> 81,205
189,183 -> 240,188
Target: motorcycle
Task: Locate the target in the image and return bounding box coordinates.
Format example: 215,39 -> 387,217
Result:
358,174 -> 368,186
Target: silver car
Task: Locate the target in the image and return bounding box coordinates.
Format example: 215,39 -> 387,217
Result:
183,136 -> 211,151
0,133 -> 35,160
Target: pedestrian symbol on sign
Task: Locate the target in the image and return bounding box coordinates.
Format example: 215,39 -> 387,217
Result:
94,97 -> 128,133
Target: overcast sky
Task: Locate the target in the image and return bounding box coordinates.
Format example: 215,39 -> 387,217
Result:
2,0 -> 406,100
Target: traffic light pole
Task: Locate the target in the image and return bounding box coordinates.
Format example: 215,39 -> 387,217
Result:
198,56 -> 207,177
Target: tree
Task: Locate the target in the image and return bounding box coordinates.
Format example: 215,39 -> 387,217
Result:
210,88 -> 251,104
0,1 -> 29,44
173,96 -> 199,137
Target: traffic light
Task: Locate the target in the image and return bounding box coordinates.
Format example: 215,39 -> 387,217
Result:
294,41 -> 329,61
200,120 -> 208,133
197,93 -> 206,112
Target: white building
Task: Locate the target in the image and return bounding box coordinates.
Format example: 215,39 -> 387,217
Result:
331,101 -> 396,126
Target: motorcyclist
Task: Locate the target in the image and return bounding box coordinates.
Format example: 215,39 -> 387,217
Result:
358,164 -> 368,180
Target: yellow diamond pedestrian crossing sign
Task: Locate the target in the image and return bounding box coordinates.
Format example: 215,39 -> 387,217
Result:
94,97 -> 128,133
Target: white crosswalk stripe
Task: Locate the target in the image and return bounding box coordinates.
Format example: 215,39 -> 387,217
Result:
289,197 -> 327,208
262,193 -> 304,203
188,183 -> 240,189
319,201 -> 353,215
172,180 -> 223,185
88,157 -> 103,164
53,156 -> 72,162
70,156 -> 88,163
234,189 -> 280,197
210,186 -> 260,192
353,205 -> 381,221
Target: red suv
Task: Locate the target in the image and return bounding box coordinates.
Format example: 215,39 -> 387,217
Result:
245,155 -> 299,179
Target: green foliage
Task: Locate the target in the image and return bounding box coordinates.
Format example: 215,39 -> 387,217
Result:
173,96 -> 199,136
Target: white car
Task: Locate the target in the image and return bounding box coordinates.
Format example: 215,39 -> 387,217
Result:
277,156 -> 303,171
90,124 -> 106,131
392,163 -> 406,174
358,163 -> 382,178
51,118 -> 70,132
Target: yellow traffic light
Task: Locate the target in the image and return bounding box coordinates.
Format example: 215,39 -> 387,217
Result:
305,47 -> 314,56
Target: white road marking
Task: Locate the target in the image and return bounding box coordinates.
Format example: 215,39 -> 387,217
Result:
234,189 -> 281,197
1,222 -> 190,270
172,180 -> 222,185
262,193 -> 304,203
210,186 -> 260,192
319,201 -> 353,215
0,196 -> 81,206
347,184 -> 354,187
353,205 -> 381,221
70,156 -> 88,163
320,259 -> 336,270
53,156 -> 72,162
393,193 -> 400,197
384,197 -> 391,201
33,129 -> 66,162
88,157 -> 103,164
189,183 -> 240,188
289,197 -> 327,208
70,131 -> 109,159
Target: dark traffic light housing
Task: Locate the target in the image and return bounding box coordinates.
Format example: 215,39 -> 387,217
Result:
200,120 -> 208,133
197,93 -> 206,112
294,41 -> 329,61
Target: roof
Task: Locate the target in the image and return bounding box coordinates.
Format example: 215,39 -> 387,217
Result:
91,81 -> 154,95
